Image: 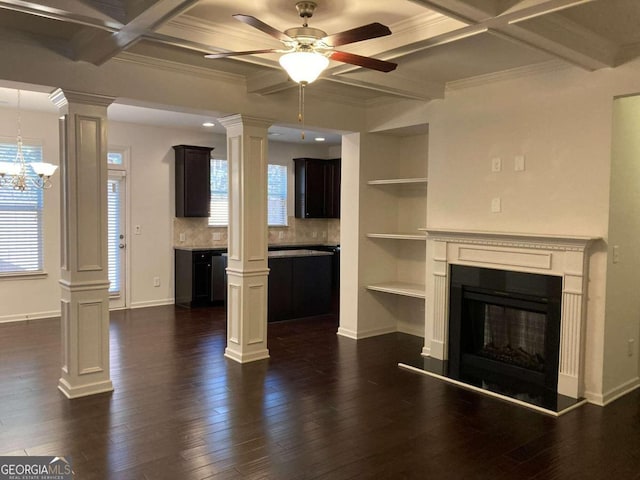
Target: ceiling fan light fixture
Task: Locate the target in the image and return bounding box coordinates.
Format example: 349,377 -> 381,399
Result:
279,51 -> 329,84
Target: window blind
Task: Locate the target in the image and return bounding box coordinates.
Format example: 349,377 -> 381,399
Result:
0,143 -> 44,274
209,159 -> 229,226
267,164 -> 287,226
107,178 -> 121,294
208,160 -> 287,227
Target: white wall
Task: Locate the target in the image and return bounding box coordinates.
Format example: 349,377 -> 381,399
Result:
107,121 -> 226,309
602,95 -> 640,403
0,108 -> 60,321
366,59 -> 640,402
0,108 -> 343,320
267,141 -> 336,218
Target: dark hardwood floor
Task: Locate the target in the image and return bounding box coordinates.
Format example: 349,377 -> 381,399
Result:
1,306 -> 639,479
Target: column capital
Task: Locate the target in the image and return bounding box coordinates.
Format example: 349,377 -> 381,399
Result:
218,114 -> 273,130
49,88 -> 116,110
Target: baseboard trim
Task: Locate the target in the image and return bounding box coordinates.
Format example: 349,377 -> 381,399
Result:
586,377 -> 640,407
337,325 -> 397,340
0,299 -> 176,323
0,310 -> 60,324
58,378 -> 114,399
129,298 -> 175,309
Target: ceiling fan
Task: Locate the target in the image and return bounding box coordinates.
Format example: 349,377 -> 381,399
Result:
205,1 -> 397,84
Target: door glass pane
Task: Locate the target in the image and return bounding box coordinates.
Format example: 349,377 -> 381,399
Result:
107,178 -> 121,294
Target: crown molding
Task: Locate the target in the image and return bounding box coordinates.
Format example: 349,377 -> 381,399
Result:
445,59 -> 571,91
163,14 -> 281,53
112,51 -> 246,84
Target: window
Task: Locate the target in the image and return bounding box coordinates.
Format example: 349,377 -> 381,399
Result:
0,142 -> 44,274
267,164 -> 287,226
107,176 -> 122,294
209,160 -> 287,227
107,152 -> 123,165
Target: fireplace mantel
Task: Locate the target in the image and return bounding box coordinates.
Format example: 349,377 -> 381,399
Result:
424,228 -> 600,399
423,228 -> 598,251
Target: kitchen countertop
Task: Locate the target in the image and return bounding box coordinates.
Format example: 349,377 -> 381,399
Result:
267,249 -> 332,258
175,243 -> 338,252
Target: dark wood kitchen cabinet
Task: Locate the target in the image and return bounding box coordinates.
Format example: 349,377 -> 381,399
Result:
175,249 -> 226,307
294,158 -> 341,218
173,145 -> 214,217
267,253 -> 332,322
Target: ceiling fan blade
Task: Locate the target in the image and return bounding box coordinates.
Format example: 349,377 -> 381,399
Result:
205,49 -> 280,59
329,51 -> 397,73
323,23 -> 391,47
233,14 -> 293,42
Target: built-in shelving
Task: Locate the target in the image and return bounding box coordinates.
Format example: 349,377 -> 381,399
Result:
366,282 -> 426,299
367,232 -> 426,240
367,177 -> 427,185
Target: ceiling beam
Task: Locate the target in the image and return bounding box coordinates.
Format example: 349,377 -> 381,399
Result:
0,0 -> 122,30
71,0 -> 200,65
403,0 -> 613,70
326,71 -> 444,101
495,15 -> 617,70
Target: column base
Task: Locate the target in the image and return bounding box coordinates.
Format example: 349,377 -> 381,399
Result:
58,377 -> 114,399
224,347 -> 270,364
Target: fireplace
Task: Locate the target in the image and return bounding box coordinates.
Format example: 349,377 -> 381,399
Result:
448,265 -> 562,397
420,229 -> 598,406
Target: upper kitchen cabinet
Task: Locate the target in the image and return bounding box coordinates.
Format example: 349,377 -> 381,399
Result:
173,145 -> 214,217
294,158 -> 341,219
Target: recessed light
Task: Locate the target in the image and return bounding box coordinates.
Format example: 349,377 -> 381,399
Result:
315,137 -> 325,142
202,122 -> 215,127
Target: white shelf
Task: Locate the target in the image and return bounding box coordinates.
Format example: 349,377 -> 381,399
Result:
367,177 -> 428,185
366,282 -> 425,299
367,232 -> 426,240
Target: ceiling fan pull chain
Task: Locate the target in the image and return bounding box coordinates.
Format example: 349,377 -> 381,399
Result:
298,82 -> 306,140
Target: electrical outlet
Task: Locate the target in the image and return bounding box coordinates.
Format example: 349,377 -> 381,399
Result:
212,232 -> 221,241
278,231 -> 284,239
629,338 -> 635,357
179,232 -> 185,242
491,157 -> 502,172
514,155 -> 526,172
153,277 -> 160,287
491,197 -> 501,213
312,231 -> 318,238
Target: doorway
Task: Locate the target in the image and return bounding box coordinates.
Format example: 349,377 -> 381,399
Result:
108,149 -> 128,309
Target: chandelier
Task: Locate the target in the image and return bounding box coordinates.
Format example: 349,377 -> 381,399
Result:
0,90 -> 58,191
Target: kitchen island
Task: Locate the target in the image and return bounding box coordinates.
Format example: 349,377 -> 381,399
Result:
266,249 -> 332,322
175,247 -> 335,322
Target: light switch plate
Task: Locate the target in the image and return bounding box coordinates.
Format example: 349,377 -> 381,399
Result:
135,225 -> 141,235
491,157 -> 502,172
491,197 -> 501,213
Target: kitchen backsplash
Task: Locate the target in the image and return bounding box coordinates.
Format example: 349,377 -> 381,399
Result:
173,217 -> 340,248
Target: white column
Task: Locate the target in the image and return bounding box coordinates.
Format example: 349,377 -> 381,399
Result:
218,114 -> 272,363
50,89 -> 115,398
427,239 -> 449,359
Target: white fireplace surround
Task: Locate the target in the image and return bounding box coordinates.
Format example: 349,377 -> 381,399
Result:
424,228 -> 600,399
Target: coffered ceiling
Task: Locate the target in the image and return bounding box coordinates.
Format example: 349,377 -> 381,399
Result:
1,0 -> 639,105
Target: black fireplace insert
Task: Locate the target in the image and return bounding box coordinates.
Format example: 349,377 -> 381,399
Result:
448,265 -> 562,396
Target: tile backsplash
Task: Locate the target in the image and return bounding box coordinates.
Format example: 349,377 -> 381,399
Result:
174,217 -> 340,248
